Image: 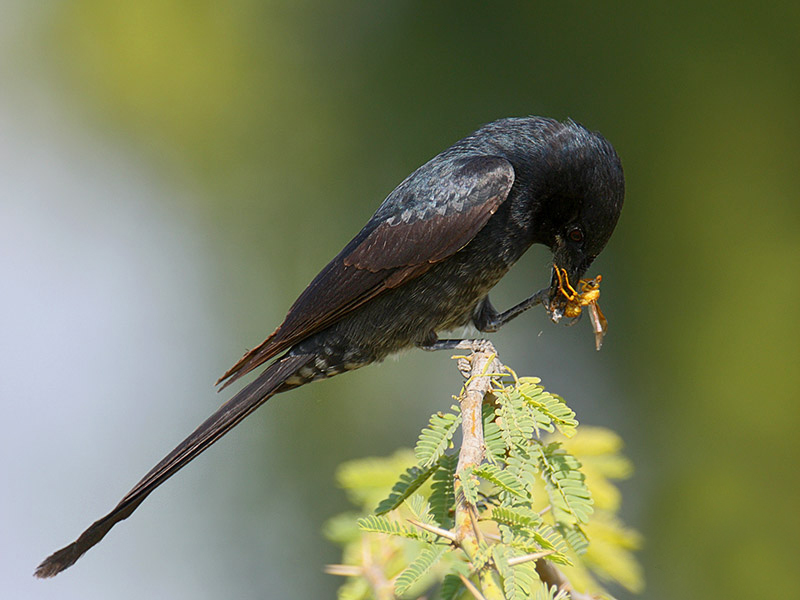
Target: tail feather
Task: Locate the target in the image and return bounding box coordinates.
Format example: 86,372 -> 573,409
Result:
34,353 -> 313,578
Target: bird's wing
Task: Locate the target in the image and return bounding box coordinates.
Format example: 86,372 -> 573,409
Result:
218,155 -> 515,388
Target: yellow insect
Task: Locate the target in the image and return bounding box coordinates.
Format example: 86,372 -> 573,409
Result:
554,266 -> 608,351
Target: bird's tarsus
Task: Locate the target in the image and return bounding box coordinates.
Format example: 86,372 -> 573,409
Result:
419,288 -> 550,351
473,288 -> 550,332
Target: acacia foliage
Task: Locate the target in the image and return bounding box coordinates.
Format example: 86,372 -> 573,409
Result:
324,370 -> 642,599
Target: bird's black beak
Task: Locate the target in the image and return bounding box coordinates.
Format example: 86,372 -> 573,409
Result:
546,234 -> 591,323
546,266 -> 567,322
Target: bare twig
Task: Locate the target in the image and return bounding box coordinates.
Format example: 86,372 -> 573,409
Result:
453,340 -> 505,600
458,572 -> 490,600
324,538 -> 394,600
507,549 -> 555,566
323,564 -> 362,576
467,504 -> 485,545
453,341 -> 503,544
359,538 -> 395,600
407,518 -> 458,543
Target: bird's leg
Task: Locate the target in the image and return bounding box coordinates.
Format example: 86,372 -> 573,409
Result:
472,288 -> 550,333
418,288 -> 550,352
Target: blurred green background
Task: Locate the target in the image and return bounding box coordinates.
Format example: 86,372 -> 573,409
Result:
2,2 -> 798,599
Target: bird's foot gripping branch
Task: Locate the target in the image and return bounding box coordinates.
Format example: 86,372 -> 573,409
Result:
325,342 -> 642,599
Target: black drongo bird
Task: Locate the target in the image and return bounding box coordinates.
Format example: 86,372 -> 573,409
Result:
35,116 -> 624,577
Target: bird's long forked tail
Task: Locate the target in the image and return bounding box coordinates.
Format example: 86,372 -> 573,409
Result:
35,353 -> 313,578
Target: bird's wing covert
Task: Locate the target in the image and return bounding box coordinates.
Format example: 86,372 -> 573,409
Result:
218,155 -> 515,387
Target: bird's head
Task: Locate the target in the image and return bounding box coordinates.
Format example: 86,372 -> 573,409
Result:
526,120 -> 625,321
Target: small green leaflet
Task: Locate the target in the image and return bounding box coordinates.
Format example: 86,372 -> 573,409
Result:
473,464 -> 526,498
517,378 -> 578,438
394,544 -> 448,596
482,402 -> 505,464
430,455 -> 457,529
357,514 -> 423,540
435,573 -> 464,600
415,407 -> 462,467
457,466 -> 480,506
375,463 -> 437,515
491,505 -> 543,531
538,443 -> 594,524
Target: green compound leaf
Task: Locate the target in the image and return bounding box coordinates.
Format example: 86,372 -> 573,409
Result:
473,463 -> 526,498
514,559 -> 543,599
546,393 -> 578,437
335,450 -> 417,509
335,577 -> 370,600
471,540 -> 494,571
492,545 -> 520,600
495,387 -> 535,449
394,544 -> 448,596
430,454 -> 457,529
415,407 -> 462,467
533,583 -> 560,600
494,545 -> 545,600
322,511 -> 363,545
357,514 -> 423,540
458,465 -> 479,506
531,526 -> 573,566
583,514 -> 644,593
375,463 -> 437,515
557,522 -> 590,556
491,505 -> 543,531
327,366 -> 641,600
500,524 -> 572,567
537,443 -> 594,525
436,573 -> 464,600
505,449 -> 540,496
494,377 -> 579,440
406,493 -> 434,525
403,493 -> 439,542
516,378 -> 579,438
482,402 -> 505,464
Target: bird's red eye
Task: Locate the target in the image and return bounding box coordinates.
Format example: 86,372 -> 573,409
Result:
568,227 -> 584,242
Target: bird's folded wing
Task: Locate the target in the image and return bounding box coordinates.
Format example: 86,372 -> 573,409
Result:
218,155 -> 515,388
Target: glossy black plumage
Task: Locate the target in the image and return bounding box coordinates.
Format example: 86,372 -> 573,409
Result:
36,116 -> 624,578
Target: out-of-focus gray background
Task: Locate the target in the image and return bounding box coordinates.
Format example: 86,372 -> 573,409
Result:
2,3 -> 798,599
